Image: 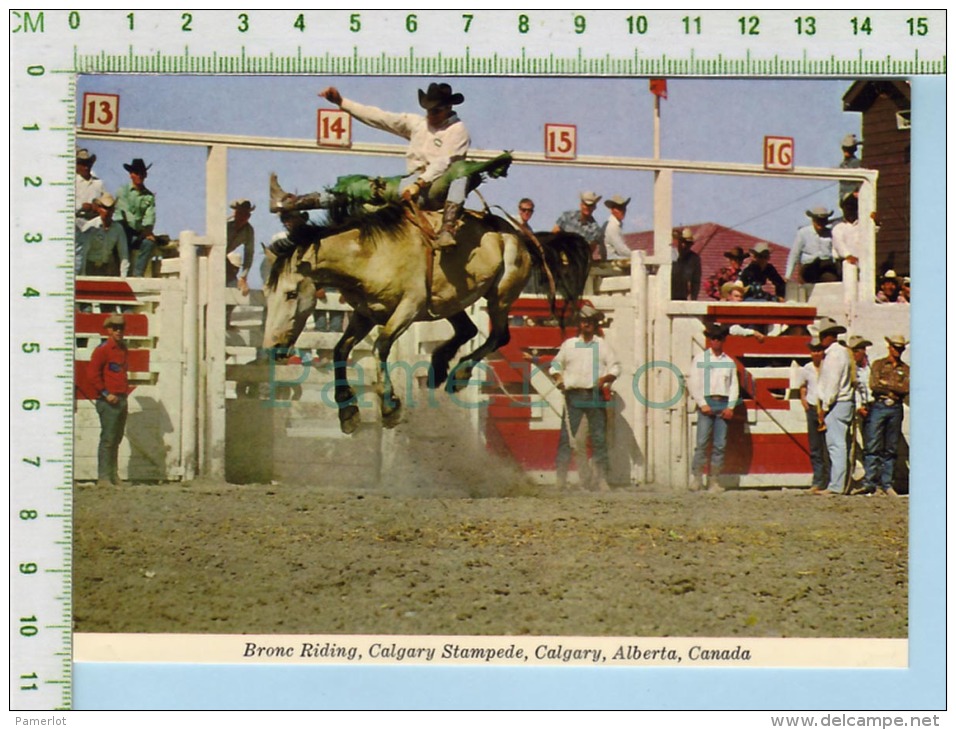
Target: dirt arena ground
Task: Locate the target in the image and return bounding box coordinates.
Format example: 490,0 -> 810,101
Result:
73,476 -> 907,638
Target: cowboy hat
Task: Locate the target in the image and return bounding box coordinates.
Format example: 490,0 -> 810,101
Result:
418,82 -> 464,109
807,335 -> 824,351
885,334 -> 909,348
579,191 -> 602,206
723,246 -> 748,261
881,269 -> 899,281
847,335 -> 872,350
841,133 -> 862,148
104,313 -> 126,329
806,206 -> 833,220
93,192 -> 116,209
123,158 -> 152,176
750,242 -> 771,257
604,195 -> 630,209
720,281 -> 745,298
230,199 -> 256,212
577,304 -> 603,321
76,148 -> 96,165
679,227 -> 695,242
704,323 -> 730,341
815,317 -> 846,338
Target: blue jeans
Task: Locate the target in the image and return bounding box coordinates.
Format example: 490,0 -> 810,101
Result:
95,395 -> 128,482
805,407 -> 830,488
556,388 -> 609,477
122,222 -> 155,277
863,401 -> 904,491
692,396 -> 730,476
824,400 -> 854,493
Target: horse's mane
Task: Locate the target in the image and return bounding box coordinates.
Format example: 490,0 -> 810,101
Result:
266,202 -> 409,289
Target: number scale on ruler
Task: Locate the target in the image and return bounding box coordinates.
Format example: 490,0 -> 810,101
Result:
8,8 -> 945,711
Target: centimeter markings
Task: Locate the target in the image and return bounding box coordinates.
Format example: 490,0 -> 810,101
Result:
8,8 -> 943,711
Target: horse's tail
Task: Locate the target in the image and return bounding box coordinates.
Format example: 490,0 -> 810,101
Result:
527,231 -> 592,328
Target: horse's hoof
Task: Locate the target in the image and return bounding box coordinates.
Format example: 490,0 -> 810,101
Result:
382,399 -> 402,429
429,362 -> 450,389
339,405 -> 361,435
446,364 -> 474,393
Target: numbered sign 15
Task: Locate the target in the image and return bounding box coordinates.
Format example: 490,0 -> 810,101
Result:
764,135 -> 794,171
82,93 -> 120,133
317,109 -> 352,148
545,123 -> 577,161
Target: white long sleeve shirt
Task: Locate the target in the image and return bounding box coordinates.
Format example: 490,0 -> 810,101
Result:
552,335 -> 621,390
340,98 -> 471,185
603,216 -> 631,260
688,349 -> 739,409
817,342 -> 854,409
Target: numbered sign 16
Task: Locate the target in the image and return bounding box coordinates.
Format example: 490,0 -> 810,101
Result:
545,123 -> 577,160
82,93 -> 120,133
764,135 -> 794,171
317,109 -> 352,148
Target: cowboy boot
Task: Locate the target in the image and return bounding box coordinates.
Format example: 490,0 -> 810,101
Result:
434,202 -> 462,249
270,174 -> 336,213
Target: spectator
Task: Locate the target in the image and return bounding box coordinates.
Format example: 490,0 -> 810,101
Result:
719,281 -> 765,342
89,313 -> 130,486
838,133 -> 863,204
831,194 -> 862,269
115,158 -> 157,277
687,323 -> 739,493
847,334 -> 873,491
740,242 -> 785,301
550,305 -> 620,491
876,270 -> 905,304
705,246 -> 749,301
515,198 -> 535,236
75,149 -> 107,276
858,335 -> 910,497
671,227 -> 702,300
602,195 -> 632,261
813,317 -> 854,496
226,199 -> 255,296
554,191 -> 605,261
273,82 -> 470,249
797,336 -> 830,492
78,193 -> 129,277
786,207 -> 840,283
899,276 -> 911,303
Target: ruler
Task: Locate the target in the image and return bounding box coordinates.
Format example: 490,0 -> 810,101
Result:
8,9 -> 945,711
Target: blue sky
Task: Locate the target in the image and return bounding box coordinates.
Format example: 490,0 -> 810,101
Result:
76,75 -> 862,286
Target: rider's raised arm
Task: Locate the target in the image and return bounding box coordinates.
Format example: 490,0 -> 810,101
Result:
339,97 -> 417,142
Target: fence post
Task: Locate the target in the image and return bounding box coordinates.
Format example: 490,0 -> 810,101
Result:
180,231 -> 200,481
204,144 -> 228,479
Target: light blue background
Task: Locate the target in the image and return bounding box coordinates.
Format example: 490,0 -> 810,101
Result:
74,76 -> 944,710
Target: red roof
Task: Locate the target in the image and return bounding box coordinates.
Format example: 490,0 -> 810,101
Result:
623,223 -> 789,301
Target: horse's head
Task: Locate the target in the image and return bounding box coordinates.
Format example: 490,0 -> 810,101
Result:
262,248 -> 317,357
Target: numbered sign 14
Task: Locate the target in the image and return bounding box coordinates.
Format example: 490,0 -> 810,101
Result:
82,93 -> 120,133
317,109 -> 352,148
764,135 -> 794,171
545,123 -> 577,160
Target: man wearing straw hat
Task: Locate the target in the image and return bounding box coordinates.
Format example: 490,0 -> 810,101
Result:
551,304 -> 620,491
554,191 -> 606,261
813,318 -> 854,495
78,193 -> 130,277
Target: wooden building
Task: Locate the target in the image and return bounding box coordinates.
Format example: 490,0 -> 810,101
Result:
843,80 -> 911,276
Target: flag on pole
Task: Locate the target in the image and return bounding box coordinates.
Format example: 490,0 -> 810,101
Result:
649,79 -> 668,99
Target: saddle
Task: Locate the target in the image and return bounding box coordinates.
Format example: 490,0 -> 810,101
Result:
327,152 -> 513,210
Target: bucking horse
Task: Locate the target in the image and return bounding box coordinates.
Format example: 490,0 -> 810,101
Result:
262,199 -> 590,435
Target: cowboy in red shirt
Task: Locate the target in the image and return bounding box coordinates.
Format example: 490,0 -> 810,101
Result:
89,313 -> 129,485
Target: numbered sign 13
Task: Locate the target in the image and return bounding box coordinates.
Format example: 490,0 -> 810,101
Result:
317,109 -> 352,148
82,93 -> 120,133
